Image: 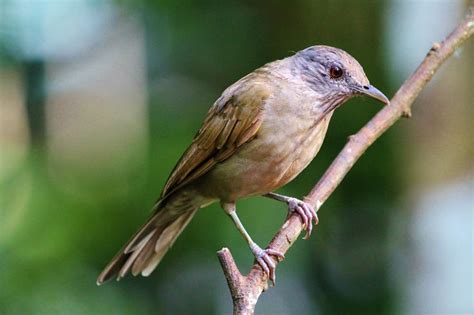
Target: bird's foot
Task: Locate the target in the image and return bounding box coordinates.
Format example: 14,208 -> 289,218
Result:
286,197 -> 319,240
250,243 -> 285,286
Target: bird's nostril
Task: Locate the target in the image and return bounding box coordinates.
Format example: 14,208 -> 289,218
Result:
363,85 -> 370,90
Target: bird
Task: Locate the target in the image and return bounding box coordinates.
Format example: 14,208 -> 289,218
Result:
97,45 -> 389,286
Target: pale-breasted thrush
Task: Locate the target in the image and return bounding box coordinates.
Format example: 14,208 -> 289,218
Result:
97,45 -> 389,285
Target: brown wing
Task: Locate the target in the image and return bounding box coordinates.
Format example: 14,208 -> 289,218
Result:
160,74 -> 271,199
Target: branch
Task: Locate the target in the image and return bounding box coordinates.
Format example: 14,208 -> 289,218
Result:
218,8 -> 473,315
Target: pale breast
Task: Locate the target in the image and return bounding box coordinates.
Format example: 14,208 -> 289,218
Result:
273,114 -> 331,187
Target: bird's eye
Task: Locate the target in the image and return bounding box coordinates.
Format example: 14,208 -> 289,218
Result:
329,65 -> 344,79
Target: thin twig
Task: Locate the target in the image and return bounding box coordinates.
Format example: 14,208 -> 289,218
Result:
218,7 -> 473,315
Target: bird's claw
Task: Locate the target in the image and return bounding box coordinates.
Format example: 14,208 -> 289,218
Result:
287,198 -> 319,239
250,243 -> 285,286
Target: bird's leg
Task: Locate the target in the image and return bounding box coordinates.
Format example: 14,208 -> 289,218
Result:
263,192 -> 318,239
221,202 -> 285,285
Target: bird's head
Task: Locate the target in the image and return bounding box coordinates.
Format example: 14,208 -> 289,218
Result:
292,45 -> 389,106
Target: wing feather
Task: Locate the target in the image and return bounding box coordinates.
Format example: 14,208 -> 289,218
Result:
161,77 -> 271,198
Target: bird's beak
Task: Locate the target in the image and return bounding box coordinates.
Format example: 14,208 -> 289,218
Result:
359,85 -> 390,105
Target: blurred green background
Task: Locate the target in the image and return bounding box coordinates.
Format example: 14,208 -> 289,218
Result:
0,1 -> 472,314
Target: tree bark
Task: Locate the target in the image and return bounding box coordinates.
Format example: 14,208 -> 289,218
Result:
218,7 -> 473,315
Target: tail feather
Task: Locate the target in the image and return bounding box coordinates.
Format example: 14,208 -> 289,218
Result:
118,229 -> 157,279
130,231 -> 160,276
97,202 -> 199,285
123,217 -> 159,254
141,210 -> 196,276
